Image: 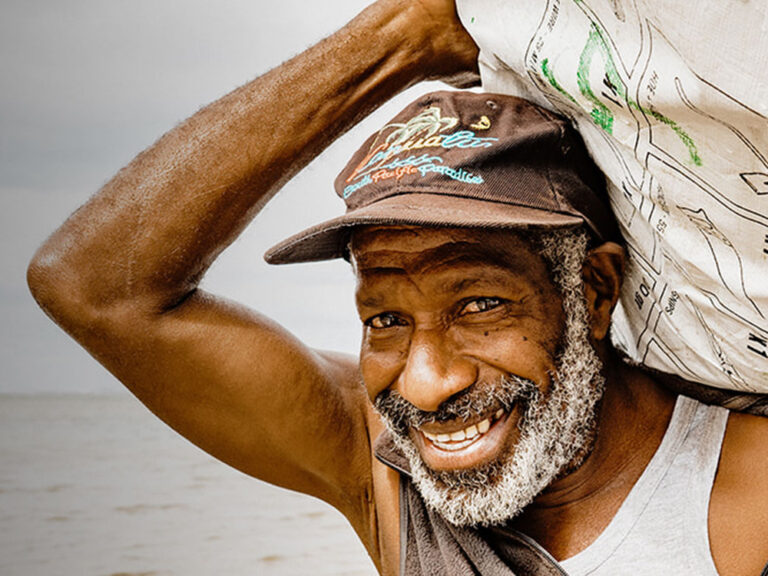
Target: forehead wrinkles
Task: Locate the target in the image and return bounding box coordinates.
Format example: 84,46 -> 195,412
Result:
354,230 -> 546,278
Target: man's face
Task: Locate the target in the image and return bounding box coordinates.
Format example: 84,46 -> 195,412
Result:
353,226 -> 605,526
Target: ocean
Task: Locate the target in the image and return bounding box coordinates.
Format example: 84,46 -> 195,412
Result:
0,394 -> 377,576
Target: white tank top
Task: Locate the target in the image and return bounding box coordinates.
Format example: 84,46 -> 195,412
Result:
560,395 -> 728,575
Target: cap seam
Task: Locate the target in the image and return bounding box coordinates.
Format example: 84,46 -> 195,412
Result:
347,184 -> 560,211
529,106 -> 567,213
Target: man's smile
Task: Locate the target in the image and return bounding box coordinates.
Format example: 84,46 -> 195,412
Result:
411,404 -> 523,471
421,408 -> 505,447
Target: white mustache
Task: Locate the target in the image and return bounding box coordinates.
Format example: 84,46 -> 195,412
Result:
374,374 -> 538,434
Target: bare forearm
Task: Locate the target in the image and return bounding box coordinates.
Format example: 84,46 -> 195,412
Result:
28,0 -> 478,322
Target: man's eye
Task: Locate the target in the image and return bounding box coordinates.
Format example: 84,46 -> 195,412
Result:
461,297 -> 502,314
366,313 -> 405,329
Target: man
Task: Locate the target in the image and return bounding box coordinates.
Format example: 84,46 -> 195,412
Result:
27,1 -> 767,574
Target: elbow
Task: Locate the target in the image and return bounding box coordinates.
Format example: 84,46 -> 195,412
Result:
27,238 -> 94,329
28,236 -> 165,336
27,241 -> 71,322
27,241 -> 138,358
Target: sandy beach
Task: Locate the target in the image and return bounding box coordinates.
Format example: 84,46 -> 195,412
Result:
0,394 -> 376,576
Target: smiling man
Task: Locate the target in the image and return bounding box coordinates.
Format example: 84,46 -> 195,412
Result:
357,226 -> 606,530
27,1 -> 768,575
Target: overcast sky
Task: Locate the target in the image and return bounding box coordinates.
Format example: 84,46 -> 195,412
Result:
1,0 -> 444,394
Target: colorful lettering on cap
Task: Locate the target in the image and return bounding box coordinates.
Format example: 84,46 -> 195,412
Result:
343,106 -> 497,199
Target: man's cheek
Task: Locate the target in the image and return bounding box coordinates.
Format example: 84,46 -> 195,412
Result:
360,348 -> 406,402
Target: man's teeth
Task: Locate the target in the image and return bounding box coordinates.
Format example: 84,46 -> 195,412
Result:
422,409 -> 507,450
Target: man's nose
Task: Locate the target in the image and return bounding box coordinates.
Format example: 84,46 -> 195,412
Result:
396,328 -> 477,413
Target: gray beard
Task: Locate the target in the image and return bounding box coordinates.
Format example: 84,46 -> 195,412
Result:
374,231 -> 604,527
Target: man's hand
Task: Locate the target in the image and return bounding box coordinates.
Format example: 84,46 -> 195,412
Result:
412,0 -> 481,87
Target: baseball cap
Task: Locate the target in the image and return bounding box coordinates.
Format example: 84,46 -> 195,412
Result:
265,90 -> 619,264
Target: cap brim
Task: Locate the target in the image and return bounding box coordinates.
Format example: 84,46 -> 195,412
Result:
264,193 -> 584,264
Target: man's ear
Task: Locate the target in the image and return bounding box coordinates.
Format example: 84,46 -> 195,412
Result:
582,242 -> 625,341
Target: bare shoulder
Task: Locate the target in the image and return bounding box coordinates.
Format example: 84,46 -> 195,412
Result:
710,411 -> 768,576
718,411 -> 768,496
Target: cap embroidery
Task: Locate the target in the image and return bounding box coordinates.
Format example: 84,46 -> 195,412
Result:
470,115 -> 492,130
343,106 -> 497,199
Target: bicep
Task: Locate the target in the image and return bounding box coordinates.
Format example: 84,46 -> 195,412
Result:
81,289 -> 373,514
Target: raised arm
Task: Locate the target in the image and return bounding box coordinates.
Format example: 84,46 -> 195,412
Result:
26,0 -> 478,548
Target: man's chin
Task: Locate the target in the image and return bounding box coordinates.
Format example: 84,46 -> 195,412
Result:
386,381 -> 602,527
401,437 -> 533,527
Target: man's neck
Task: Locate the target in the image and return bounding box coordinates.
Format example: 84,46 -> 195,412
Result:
509,355 -> 677,560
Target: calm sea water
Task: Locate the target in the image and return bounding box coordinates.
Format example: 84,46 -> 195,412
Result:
0,394 -> 376,576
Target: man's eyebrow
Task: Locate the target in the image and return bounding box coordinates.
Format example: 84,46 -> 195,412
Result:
356,274 -> 493,310
358,295 -> 384,308
440,275 -> 486,295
